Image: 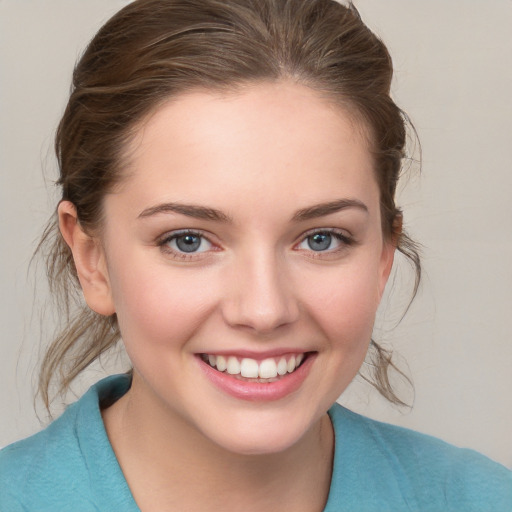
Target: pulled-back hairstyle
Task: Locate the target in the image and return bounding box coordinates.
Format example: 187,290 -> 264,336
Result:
38,0 -> 420,408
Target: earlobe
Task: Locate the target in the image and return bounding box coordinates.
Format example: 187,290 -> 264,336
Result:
58,201 -> 115,316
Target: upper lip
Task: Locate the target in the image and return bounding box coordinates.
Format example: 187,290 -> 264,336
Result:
196,349 -> 313,360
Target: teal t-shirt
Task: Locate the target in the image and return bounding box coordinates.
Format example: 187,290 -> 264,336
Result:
1,374 -> 511,511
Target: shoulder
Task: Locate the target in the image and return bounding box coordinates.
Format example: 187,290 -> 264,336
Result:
0,374 -> 134,512
327,403 -> 512,511
0,396 -> 90,510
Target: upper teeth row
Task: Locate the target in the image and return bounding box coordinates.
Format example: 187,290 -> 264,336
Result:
205,354 -> 304,379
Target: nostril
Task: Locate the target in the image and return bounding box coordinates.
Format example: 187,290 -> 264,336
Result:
222,299 -> 300,334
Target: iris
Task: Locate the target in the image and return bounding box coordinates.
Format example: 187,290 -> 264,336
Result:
307,233 -> 332,251
176,234 -> 202,252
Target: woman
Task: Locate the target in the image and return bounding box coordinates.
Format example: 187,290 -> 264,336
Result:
1,1 -> 510,510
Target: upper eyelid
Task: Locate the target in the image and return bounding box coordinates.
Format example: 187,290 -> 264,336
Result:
294,228 -> 354,252
156,227 -> 352,248
159,228 -> 212,243
297,227 -> 352,240
157,229 -> 216,253
157,230 -> 216,260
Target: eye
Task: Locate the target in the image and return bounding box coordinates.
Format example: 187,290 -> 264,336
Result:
160,230 -> 213,255
296,229 -> 352,253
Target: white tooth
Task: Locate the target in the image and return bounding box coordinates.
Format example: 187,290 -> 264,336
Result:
259,358 -> 278,379
287,356 -> 296,373
216,355 -> 227,372
277,357 -> 288,376
227,356 -> 241,375
208,354 -> 217,367
240,358 -> 259,378
296,354 -> 304,367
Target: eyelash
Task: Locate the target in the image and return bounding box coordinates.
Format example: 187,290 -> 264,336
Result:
157,228 -> 354,261
157,230 -> 215,261
296,228 -> 354,257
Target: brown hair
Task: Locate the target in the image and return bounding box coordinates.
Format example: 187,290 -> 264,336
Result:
38,0 -> 420,408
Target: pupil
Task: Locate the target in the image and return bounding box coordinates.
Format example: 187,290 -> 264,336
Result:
308,233 -> 331,251
176,234 -> 201,253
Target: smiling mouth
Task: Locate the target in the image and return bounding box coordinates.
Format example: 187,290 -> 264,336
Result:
199,353 -> 309,383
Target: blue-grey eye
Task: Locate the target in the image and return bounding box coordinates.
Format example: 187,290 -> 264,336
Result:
175,234 -> 202,252
297,230 -> 349,253
307,232 -> 332,251
165,232 -> 212,254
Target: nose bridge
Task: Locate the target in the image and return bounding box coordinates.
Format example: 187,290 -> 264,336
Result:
222,245 -> 299,334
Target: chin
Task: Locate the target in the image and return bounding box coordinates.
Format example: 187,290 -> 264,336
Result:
213,429 -> 307,457
196,406 -> 324,457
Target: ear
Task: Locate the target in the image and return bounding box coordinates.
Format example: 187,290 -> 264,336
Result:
58,201 -> 115,316
378,213 -> 402,299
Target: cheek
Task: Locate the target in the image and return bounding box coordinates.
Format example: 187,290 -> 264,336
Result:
108,256 -> 218,351
301,261 -> 382,346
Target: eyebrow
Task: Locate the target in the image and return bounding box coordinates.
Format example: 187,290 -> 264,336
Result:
138,202 -> 231,222
138,198 -> 368,223
292,198 -> 368,221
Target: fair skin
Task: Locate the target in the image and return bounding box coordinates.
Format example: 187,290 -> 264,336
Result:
59,82 -> 396,511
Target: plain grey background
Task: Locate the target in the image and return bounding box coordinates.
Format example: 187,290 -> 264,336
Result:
1,1 -> 511,467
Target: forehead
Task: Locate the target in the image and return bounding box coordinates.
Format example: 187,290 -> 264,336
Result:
114,81 -> 378,218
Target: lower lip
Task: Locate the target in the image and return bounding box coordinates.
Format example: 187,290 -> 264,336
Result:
197,354 -> 316,402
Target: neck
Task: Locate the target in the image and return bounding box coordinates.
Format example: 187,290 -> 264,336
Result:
102,373 -> 334,512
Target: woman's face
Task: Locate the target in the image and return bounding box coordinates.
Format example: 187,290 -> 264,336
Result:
99,82 -> 395,454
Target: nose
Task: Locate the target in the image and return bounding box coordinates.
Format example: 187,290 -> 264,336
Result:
221,249 -> 300,335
